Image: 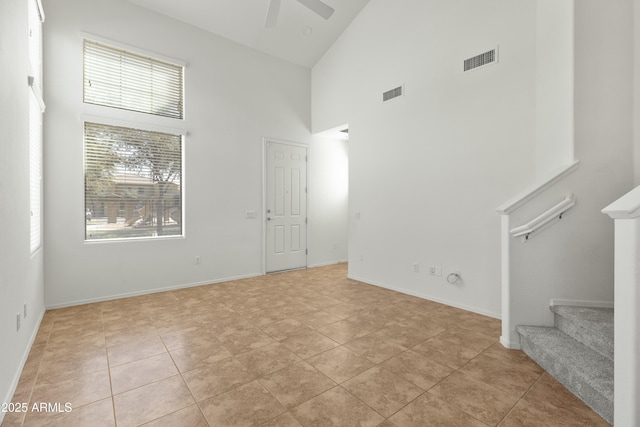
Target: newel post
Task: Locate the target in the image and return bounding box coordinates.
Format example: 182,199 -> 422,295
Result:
602,186 -> 640,426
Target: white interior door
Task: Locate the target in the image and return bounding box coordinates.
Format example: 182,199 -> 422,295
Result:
265,141 -> 307,273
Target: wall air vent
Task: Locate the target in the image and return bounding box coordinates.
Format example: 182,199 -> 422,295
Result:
382,85 -> 403,102
464,48 -> 498,72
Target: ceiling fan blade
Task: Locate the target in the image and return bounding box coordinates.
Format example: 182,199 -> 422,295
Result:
264,0 -> 281,28
297,0 -> 334,20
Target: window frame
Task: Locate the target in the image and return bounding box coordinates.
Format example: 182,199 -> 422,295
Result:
28,0 -> 45,255
80,35 -> 187,244
82,36 -> 185,120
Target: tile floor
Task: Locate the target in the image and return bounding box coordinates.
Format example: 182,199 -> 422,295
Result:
2,264 -> 608,426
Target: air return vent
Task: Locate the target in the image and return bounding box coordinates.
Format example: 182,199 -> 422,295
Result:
464,48 -> 498,72
383,85 -> 403,102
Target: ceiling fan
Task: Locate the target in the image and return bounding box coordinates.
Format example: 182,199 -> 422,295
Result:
265,0 -> 335,28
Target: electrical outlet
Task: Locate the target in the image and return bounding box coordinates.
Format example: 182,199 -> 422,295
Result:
194,256 -> 201,265
16,313 -> 21,332
412,263 -> 420,273
428,266 -> 436,276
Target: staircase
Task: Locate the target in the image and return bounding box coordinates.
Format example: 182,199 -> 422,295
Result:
516,305 -> 614,424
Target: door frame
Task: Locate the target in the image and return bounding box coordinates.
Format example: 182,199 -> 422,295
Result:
262,137 -> 309,274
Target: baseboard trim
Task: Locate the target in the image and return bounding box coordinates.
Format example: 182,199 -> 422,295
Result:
347,274 -> 501,320
500,335 -> 522,350
549,299 -> 614,309
0,309 -> 45,425
45,273 -> 263,310
307,260 -> 348,269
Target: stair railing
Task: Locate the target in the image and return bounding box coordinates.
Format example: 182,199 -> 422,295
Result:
496,160 -> 580,350
509,193 -> 576,242
602,184 -> 640,426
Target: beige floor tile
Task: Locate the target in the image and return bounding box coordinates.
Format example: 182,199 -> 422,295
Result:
412,334 -> 487,369
260,411 -> 303,427
342,311 -> 391,333
498,398 -> 600,427
323,302 -> 366,319
10,265 -> 609,427
439,327 -> 497,350
261,318 -> 313,341
31,369 -> 111,410
342,366 -> 424,418
44,332 -> 105,355
459,353 -> 541,396
259,361 -> 336,409
113,375 -> 194,427
104,324 -> 158,347
140,404 -> 209,427
293,310 -> 341,329
290,386 -> 384,427
307,346 -> 375,383
199,380 -> 286,426
389,393 -> 489,427
235,342 -> 302,377
280,330 -> 340,359
110,353 -> 178,394
182,357 -> 255,402
169,339 -> 233,372
428,371 -> 520,425
381,349 -> 454,390
344,334 -> 407,364
457,315 -> 502,338
481,343 -> 545,373
516,373 -> 611,426
37,348 -> 108,383
207,315 -> 255,339
374,324 -> 436,348
22,397 -> 115,427
300,295 -> 344,310
158,325 -> 214,351
316,320 -> 370,344
107,334 -> 166,367
219,327 -> 276,355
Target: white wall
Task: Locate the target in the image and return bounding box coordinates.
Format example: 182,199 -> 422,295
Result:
43,0 -> 347,308
0,0 -> 46,420
313,0 -> 540,317
535,0 -> 574,178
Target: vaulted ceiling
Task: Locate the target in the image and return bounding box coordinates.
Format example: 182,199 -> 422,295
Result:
124,0 -> 371,68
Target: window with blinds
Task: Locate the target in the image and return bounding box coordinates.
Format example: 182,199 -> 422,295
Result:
83,39 -> 184,119
29,0 -> 45,254
84,122 -> 183,241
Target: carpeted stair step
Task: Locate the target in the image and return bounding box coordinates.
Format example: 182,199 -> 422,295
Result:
517,325 -> 613,425
551,305 -> 614,361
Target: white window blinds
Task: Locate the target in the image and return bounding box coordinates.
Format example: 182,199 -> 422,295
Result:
83,40 -> 184,119
84,122 -> 183,241
29,0 -> 44,254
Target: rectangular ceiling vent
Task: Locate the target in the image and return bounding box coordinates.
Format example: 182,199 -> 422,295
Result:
383,85 -> 403,102
464,48 -> 498,72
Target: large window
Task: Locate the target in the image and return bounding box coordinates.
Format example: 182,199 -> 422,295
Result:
84,122 -> 183,240
29,0 -> 45,254
83,38 -> 185,241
